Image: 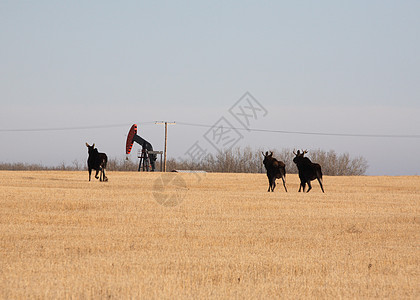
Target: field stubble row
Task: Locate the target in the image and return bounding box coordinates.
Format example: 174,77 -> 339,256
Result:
0,171 -> 419,298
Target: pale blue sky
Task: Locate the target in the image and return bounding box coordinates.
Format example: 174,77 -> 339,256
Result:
1,1 -> 419,175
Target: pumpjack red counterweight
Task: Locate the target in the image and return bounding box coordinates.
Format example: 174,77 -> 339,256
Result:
126,124 -> 137,155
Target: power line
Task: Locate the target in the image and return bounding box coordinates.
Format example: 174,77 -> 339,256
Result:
0,122 -> 156,132
176,122 -> 420,139
0,120 -> 419,139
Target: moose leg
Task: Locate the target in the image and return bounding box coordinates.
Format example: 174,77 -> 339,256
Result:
303,182 -> 307,192
88,168 -> 92,181
298,181 -> 305,192
281,175 -> 287,192
102,168 -> 108,182
317,177 -> 324,193
100,168 -> 104,182
95,169 -> 100,180
306,181 -> 312,193
268,177 -> 275,192
99,165 -> 104,181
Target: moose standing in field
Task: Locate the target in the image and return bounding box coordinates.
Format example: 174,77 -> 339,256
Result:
293,149 -> 324,193
86,143 -> 108,182
262,151 -> 287,192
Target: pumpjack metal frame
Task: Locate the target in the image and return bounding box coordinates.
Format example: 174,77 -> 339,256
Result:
137,149 -> 163,172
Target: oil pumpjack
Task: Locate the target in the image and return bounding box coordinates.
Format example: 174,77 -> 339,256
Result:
126,124 -> 162,171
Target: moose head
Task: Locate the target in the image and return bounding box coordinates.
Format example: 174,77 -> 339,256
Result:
86,143 -> 97,154
262,151 -> 274,165
292,149 -> 308,164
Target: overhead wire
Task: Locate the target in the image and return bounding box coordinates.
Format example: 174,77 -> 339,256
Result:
0,120 -> 419,139
0,121 -> 156,132
175,122 -> 420,139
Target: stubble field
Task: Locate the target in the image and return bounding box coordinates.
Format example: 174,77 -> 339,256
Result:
0,171 -> 419,299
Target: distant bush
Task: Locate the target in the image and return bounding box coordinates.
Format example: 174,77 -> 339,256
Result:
165,146 -> 263,173
0,161 -> 82,171
0,162 -> 46,171
107,157 -> 138,171
167,147 -> 368,176
259,148 -> 368,176
0,147 -> 368,175
306,149 -> 368,176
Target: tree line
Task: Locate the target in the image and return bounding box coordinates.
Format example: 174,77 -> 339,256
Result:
0,147 -> 368,175
166,147 -> 368,176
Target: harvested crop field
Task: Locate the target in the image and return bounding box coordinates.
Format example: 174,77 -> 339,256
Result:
0,171 -> 419,298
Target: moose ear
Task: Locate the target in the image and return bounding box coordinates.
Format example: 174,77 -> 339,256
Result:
86,143 -> 90,147
270,151 -> 273,156
92,143 -> 95,148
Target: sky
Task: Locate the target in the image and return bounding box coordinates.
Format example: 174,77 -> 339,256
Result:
1,1 -> 419,175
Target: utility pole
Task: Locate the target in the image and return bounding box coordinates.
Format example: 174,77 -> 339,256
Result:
155,121 -> 176,172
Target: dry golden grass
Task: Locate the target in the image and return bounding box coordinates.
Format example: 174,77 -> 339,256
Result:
0,171 -> 419,299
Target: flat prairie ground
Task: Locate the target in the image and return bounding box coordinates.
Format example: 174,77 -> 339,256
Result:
0,171 -> 419,299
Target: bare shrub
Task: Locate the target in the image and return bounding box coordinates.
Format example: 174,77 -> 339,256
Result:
0,162 -> 44,171
0,162 -> 81,171
169,147 -> 265,173
107,157 -> 138,171
0,147 -> 368,175
307,149 -> 368,176
167,147 -> 368,176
